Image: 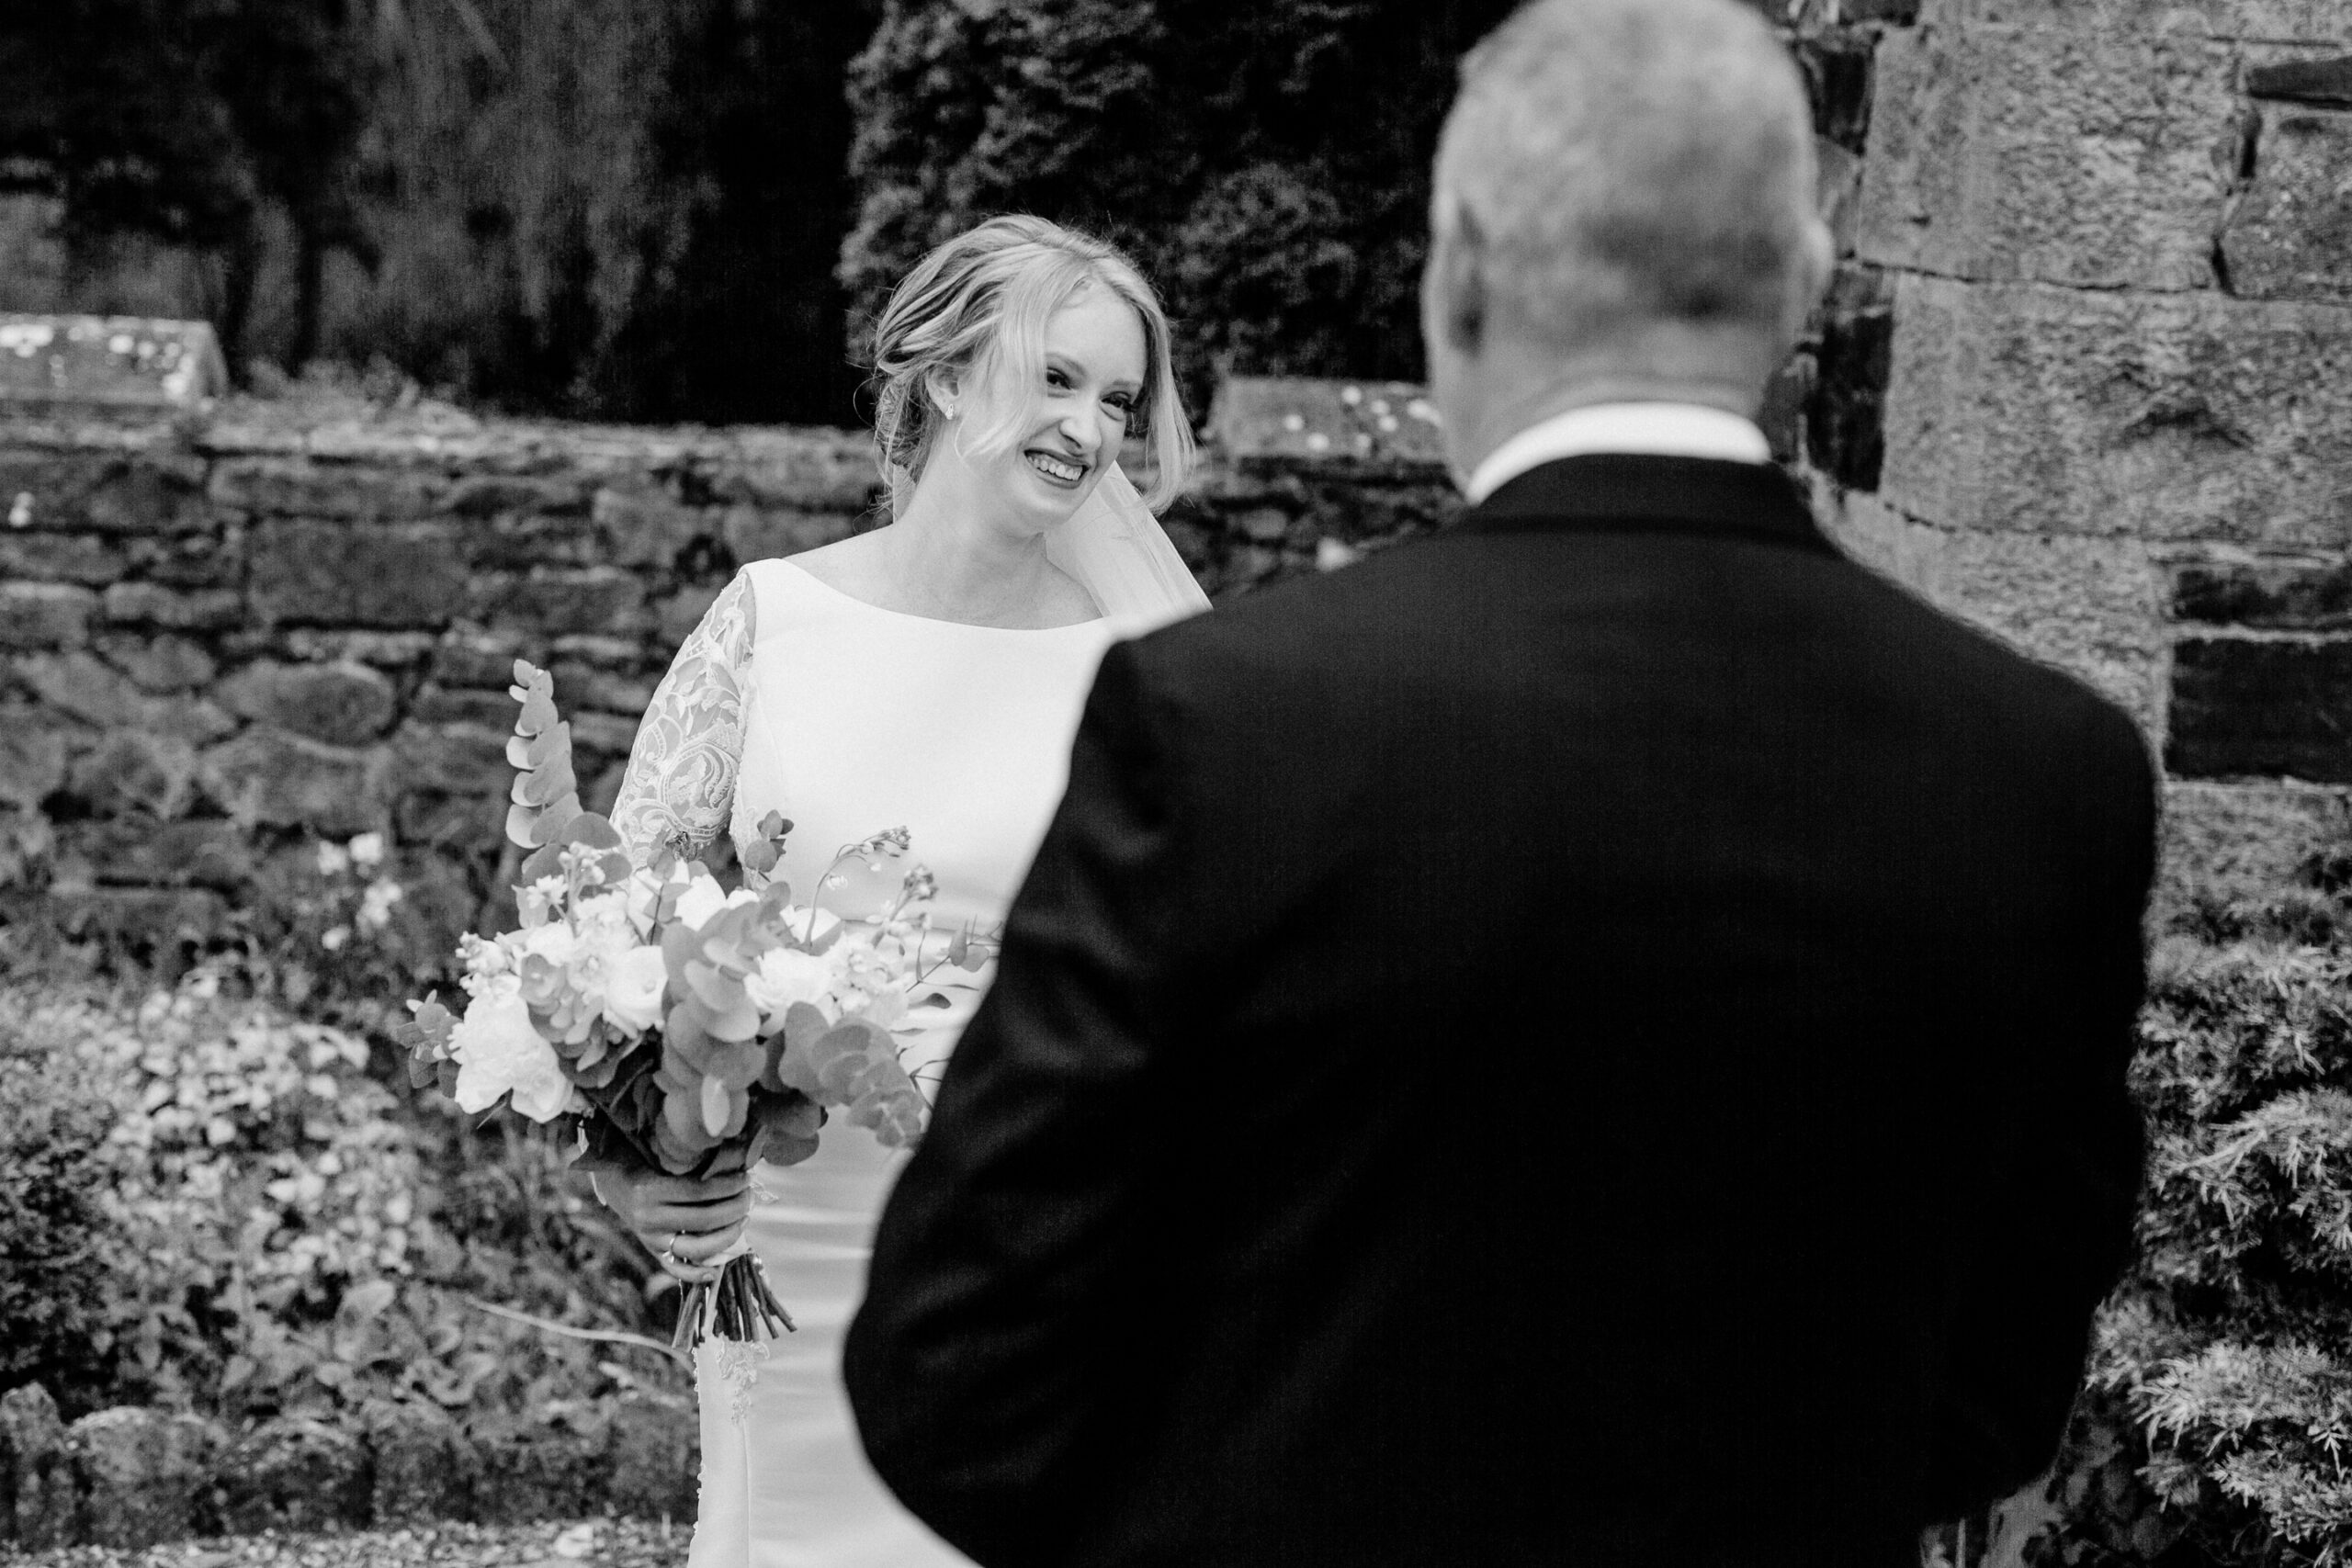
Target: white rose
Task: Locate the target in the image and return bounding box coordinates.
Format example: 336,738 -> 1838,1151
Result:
742,948 -> 833,1021
508,919 -> 579,967
450,988 -> 571,1122
672,874 -> 729,931
603,946 -> 670,1034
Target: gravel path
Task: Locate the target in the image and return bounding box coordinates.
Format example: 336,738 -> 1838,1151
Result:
0,1521 -> 686,1568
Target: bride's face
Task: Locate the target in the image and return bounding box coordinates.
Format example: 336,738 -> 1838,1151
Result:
952,288 -> 1147,533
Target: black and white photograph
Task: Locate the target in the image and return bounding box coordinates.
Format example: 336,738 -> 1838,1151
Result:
2,1 -> 2349,1565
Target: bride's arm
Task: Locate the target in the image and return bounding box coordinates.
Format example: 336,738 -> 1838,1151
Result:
609,570 -> 757,868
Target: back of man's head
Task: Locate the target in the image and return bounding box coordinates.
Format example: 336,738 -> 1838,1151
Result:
1432,0 -> 1825,365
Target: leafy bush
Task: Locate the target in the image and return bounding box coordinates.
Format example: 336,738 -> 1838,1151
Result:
2033,935 -> 2352,1567
842,0 -> 1522,411
0,1001 -> 120,1416
0,976 -> 689,1429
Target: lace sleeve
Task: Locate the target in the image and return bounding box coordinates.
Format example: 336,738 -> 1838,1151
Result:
610,570 -> 757,867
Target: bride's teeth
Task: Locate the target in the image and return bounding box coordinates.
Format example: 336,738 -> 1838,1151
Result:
1029,454 -> 1081,482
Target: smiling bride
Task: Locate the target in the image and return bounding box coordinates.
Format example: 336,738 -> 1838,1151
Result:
587,215 -> 1210,1567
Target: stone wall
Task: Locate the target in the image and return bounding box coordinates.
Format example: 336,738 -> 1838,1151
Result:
1783,0 -> 2352,901
0,389 -> 1453,950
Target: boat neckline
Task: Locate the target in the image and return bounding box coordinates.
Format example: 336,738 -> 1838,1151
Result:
777,558 -> 1108,635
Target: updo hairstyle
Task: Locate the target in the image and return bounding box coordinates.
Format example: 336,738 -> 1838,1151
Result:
865,215 -> 1194,517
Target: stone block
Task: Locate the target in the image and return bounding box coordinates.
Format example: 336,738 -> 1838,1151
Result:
603,1398 -> 695,1521
443,472 -> 593,518
2172,557 -> 2352,628
2167,636 -> 2352,781
212,1415 -> 372,1534
100,582 -> 243,631
0,451 -> 208,534
720,504 -> 851,566
2221,106 -> 2352,305
465,1412 -> 602,1525
67,729 -> 199,818
65,818 -> 259,889
655,584 -> 723,649
279,628 -> 438,669
2248,55 -> 2352,108
432,630 -> 527,689
548,660 -> 656,716
1881,275 -> 2352,544
474,568 -> 647,637
0,532 -> 126,585
126,530 -> 243,590
408,685 -> 522,728
2157,778 -> 2352,906
60,1406 -> 226,1549
718,429 -> 885,511
356,1398 -> 476,1527
0,315 -> 226,410
593,485 -> 714,570
463,512 -> 603,571
48,887 -> 232,946
1926,0 -> 2347,41
2,1382 -> 71,1548
569,710 -> 640,762
1820,492 -> 2168,730
396,792 -> 509,857
1205,377 -> 1449,468
208,457 -> 444,519
214,659 -> 398,746
11,650 -> 234,745
96,632 -> 217,693
0,712 -> 70,807
1855,28 -> 2236,291
198,728 -> 393,835
252,520 -> 469,628
390,720 -> 513,798
0,582 -> 97,649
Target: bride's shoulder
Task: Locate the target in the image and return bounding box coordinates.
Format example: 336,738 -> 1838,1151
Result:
780,533 -> 890,599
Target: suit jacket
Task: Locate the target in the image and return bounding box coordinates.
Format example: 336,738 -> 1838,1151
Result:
844,455 -> 2156,1568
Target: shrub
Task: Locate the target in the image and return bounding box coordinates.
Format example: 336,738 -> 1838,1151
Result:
0,975 -> 688,1435
841,0 -> 1522,412
2033,939 -> 2352,1567
0,993 -> 122,1417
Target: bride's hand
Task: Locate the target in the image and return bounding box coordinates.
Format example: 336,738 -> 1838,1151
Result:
591,1144 -> 753,1283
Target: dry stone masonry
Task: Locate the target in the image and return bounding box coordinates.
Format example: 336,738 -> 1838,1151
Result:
0,386 -> 1451,949
3,0 -> 2348,948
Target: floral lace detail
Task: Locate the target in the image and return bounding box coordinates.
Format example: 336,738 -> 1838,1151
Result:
611,570 -> 757,868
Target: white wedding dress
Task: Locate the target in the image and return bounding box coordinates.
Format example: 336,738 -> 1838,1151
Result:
607,474 -> 1204,1567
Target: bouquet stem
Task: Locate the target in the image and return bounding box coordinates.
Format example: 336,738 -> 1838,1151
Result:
672,1252 -> 796,1355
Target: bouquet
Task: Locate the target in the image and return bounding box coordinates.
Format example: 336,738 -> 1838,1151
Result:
397,660 -> 943,1368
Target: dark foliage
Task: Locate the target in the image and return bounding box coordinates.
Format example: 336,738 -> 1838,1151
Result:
0,0 -> 376,370
842,0 -> 1523,413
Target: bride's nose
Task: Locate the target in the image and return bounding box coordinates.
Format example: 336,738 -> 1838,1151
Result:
1060,411 -> 1099,454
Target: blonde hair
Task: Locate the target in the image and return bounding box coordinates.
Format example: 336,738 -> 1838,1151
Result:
865,215 -> 1194,516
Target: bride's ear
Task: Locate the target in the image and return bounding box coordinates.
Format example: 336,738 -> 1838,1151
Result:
922,366 -> 962,423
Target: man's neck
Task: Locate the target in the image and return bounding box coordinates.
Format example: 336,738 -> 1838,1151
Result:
1454,373 -> 1763,488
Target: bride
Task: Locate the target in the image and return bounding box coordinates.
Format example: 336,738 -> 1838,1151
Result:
592,215 -> 1209,1566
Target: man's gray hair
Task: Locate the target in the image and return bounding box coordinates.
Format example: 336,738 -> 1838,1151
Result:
1433,0 -> 1822,351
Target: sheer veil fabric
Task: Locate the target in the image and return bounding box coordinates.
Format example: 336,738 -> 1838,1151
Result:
603,466 -> 1206,1567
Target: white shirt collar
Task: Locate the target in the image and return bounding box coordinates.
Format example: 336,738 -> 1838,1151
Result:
1463,402 -> 1772,504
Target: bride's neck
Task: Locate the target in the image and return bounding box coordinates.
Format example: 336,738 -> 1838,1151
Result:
876,485 -> 1055,619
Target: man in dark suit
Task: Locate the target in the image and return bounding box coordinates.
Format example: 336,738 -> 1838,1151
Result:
844,0 -> 2157,1563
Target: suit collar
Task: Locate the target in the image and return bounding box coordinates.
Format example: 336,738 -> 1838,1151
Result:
1462,453 -> 1834,554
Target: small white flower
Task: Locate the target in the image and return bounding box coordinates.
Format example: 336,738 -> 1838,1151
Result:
346,832 -> 386,869
320,926 -> 351,953
357,880 -> 404,931
315,841 -> 351,878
